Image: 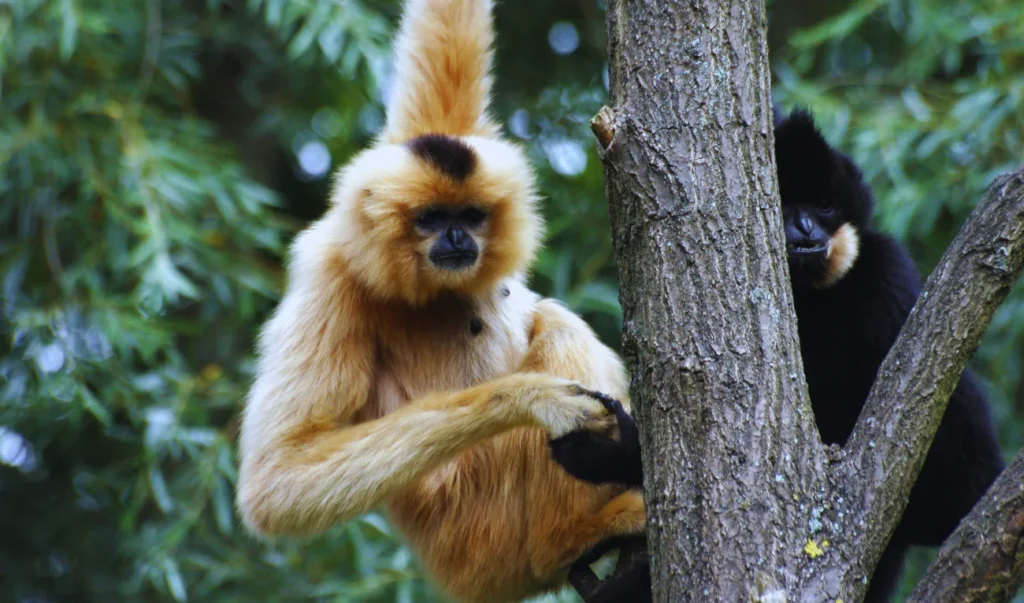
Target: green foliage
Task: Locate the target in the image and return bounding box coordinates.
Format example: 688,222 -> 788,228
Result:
0,0 -> 426,600
0,0 -> 1021,601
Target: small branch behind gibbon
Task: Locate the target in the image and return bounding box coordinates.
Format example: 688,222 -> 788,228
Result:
838,165 -> 1024,584
589,106 -> 617,156
907,447 -> 1024,603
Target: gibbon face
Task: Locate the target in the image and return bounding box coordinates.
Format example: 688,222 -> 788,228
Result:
774,110 -> 874,289
331,133 -> 541,305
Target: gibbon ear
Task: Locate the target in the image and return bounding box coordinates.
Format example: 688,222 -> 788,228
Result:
381,0 -> 499,143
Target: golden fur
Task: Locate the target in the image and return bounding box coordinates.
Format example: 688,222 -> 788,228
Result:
236,1 -> 645,601
331,138 -> 541,305
382,0 -> 499,142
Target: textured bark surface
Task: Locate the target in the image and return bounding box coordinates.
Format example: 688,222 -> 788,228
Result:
597,1 -> 1024,601
599,1 -> 827,599
908,448 -> 1024,603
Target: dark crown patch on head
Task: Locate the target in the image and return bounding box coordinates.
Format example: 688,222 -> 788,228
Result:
408,134 -> 477,180
774,109 -> 834,166
774,108 -> 840,197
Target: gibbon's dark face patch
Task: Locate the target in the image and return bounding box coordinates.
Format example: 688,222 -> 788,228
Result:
775,109 -> 873,288
416,205 -> 488,272
408,134 -> 477,180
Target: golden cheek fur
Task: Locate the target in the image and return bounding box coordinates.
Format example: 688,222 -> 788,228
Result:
822,223 -> 860,287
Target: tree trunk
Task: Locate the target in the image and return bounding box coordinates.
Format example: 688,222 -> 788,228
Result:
596,0 -> 1024,601
599,0 -> 826,599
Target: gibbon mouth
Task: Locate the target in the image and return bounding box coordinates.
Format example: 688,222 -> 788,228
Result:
430,251 -> 479,271
787,240 -> 828,258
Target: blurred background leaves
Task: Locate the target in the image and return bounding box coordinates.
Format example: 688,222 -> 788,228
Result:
0,0 -> 1021,601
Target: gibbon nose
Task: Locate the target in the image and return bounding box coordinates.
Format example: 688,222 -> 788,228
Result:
786,217 -> 828,256
785,212 -> 828,252
797,215 -> 815,236
429,225 -> 479,271
446,225 -> 470,250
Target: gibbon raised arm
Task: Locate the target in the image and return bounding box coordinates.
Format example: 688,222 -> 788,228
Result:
235,1 -> 645,601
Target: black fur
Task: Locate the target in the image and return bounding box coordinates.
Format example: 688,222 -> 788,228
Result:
549,393 -> 648,602
569,535 -> 651,603
776,108 -> 1005,602
407,133 -> 477,180
549,391 -> 643,488
571,561 -> 651,603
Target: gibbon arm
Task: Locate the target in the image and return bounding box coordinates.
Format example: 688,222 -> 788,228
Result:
236,253 -> 614,536
517,299 -> 648,576
519,299 -> 627,395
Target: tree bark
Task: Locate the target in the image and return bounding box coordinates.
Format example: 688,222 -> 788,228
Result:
908,448 -> 1024,603
597,0 -> 1024,601
599,1 -> 826,599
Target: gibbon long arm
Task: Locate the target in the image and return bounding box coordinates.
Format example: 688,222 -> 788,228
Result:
238,270 -> 646,601
237,251 -> 615,536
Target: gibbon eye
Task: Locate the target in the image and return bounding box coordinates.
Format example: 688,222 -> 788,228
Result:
458,207 -> 487,228
415,208 -> 450,231
816,200 -> 835,215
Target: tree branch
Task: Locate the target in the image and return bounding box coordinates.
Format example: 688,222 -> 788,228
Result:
908,447 -> 1024,602
837,165 -> 1024,588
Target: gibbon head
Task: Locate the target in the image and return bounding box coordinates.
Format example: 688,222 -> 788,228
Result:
323,0 -> 542,305
774,109 -> 874,289
332,135 -> 540,305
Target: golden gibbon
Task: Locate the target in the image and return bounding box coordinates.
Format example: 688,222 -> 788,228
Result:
235,0 -> 645,601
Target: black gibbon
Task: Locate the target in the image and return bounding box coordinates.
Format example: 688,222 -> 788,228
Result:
774,108 -> 1004,601
235,0 -> 645,601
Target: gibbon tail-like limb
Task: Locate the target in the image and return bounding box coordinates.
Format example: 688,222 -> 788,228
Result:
774,108 -> 1005,602
235,0 -> 646,601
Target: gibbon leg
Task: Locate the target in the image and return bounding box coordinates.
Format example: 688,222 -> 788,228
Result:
527,490 -> 647,578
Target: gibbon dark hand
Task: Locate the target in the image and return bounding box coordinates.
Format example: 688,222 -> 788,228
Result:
549,391 -> 643,488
